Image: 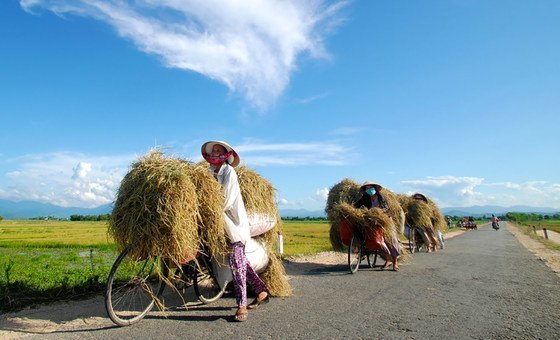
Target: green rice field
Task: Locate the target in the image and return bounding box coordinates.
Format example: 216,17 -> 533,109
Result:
0,219 -> 331,312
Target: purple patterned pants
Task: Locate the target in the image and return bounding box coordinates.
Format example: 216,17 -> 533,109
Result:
229,241 -> 269,308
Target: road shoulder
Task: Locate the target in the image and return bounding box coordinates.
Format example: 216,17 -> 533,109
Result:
507,222 -> 560,277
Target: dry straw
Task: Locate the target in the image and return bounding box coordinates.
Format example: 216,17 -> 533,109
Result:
109,151 -> 200,262
334,202 -> 411,262
400,194 -> 446,232
427,198 -> 447,232
403,198 -> 433,230
236,166 -> 290,295
335,202 -> 394,240
377,188 -> 405,235
260,250 -> 292,296
189,162 -> 228,259
325,178 -> 362,251
325,179 -> 404,250
110,152 -> 291,296
236,166 -> 284,249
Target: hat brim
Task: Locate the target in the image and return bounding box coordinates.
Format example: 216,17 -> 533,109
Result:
360,181 -> 383,191
201,140 -> 240,167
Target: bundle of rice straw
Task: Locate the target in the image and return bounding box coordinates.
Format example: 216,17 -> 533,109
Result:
259,251 -> 292,297
236,166 -> 282,248
189,162 -> 228,260
325,179 -> 362,251
427,198 -> 447,232
334,202 -> 411,262
377,188 -> 405,235
236,166 -> 291,297
401,196 -> 433,230
335,202 -> 394,241
109,151 -> 200,262
326,179 -> 405,250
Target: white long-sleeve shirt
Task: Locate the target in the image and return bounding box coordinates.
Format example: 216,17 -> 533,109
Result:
215,163 -> 250,244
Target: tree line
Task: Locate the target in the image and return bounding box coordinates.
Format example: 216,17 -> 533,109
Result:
503,212 -> 560,222
69,214 -> 111,221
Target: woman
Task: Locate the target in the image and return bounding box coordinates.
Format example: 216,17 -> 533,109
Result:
201,140 -> 269,322
354,181 -> 401,271
411,193 -> 439,252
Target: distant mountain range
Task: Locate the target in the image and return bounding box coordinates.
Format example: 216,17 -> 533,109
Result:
0,199 -> 112,219
0,199 -> 558,219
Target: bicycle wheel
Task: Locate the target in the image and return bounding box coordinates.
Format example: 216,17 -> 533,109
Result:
193,256 -> 226,304
408,227 -> 416,254
105,246 -> 165,326
348,233 -> 362,274
367,251 -> 378,268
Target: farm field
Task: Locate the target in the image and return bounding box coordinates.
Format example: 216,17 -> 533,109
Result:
0,219 -> 331,312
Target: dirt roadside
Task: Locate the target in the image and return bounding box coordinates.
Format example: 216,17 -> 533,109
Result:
506,222 -> 560,276
0,224 -> 558,338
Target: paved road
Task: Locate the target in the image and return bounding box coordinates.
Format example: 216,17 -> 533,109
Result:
16,222 -> 560,339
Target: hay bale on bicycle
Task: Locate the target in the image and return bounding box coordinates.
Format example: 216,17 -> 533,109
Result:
325,178 -> 362,251
326,179 -> 405,251
109,151 -> 201,263
399,193 -> 445,251
110,151 -> 291,297
236,165 -> 292,297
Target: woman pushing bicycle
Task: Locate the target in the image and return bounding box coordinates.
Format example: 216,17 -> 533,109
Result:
201,140 -> 269,322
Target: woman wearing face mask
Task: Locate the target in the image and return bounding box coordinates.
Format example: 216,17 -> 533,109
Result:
354,181 -> 401,271
201,140 -> 269,322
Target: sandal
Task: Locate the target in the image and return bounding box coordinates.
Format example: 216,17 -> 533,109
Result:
248,294 -> 270,309
234,311 -> 248,322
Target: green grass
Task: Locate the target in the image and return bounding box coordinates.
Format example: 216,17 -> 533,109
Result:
0,219 -> 333,312
0,247 -> 118,311
282,220 -> 331,256
0,220 -> 114,248
513,220 -> 560,251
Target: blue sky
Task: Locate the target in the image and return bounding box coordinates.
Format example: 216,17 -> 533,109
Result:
1,0 -> 559,211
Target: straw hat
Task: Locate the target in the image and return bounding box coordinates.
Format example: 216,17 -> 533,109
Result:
412,192 -> 428,203
360,180 -> 382,191
201,140 -> 240,167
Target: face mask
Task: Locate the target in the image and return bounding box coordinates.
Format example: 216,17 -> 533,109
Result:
366,187 -> 376,195
206,151 -> 232,166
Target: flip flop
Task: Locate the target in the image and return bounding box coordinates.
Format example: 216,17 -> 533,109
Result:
248,295 -> 270,309
234,311 -> 248,322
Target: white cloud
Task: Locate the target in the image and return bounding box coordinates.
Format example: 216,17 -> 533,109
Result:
296,92 -> 330,105
277,198 -> 302,207
72,161 -> 92,180
401,176 -> 560,209
314,187 -> 329,201
21,0 -> 347,110
236,140 -> 354,166
0,152 -> 135,208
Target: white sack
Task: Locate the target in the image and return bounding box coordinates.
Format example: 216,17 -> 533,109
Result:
248,212 -> 277,237
210,237 -> 269,290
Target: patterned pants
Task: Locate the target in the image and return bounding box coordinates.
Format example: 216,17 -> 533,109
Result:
229,241 -> 269,308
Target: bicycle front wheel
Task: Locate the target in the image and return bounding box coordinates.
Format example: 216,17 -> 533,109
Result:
193,256 -> 227,304
348,233 -> 362,274
105,246 -> 165,326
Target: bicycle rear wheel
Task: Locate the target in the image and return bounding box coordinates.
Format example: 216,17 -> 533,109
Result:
408,227 -> 416,254
105,246 -> 165,326
367,251 -> 378,268
193,255 -> 227,304
348,233 -> 362,274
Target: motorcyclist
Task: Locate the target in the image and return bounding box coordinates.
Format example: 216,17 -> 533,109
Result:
491,214 -> 500,230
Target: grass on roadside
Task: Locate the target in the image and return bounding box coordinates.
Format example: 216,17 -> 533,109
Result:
0,219 -> 334,312
512,222 -> 560,252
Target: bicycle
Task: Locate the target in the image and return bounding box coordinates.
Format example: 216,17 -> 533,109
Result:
105,245 -> 228,326
347,225 -> 379,274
